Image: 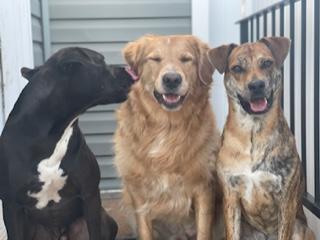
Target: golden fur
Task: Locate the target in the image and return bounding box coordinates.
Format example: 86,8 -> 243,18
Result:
114,35 -> 220,240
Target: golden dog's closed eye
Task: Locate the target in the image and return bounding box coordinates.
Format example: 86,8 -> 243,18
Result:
180,55 -> 193,63
148,55 -> 162,62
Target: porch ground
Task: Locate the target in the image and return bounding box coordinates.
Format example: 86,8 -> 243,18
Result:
102,192 -> 136,240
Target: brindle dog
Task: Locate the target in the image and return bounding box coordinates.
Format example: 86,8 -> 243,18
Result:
208,37 -> 315,240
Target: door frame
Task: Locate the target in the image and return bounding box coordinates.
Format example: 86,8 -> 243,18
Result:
0,0 -> 34,131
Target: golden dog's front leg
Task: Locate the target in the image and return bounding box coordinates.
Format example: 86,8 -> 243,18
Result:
136,212 -> 152,240
129,190 -> 153,240
194,188 -> 214,240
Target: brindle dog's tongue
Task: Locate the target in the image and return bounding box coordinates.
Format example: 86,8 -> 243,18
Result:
249,98 -> 267,112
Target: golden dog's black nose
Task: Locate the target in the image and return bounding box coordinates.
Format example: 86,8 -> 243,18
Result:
248,80 -> 265,92
163,72 -> 182,90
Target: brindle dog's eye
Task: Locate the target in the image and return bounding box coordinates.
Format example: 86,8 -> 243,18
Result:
149,56 -> 161,62
180,56 -> 192,63
261,60 -> 273,69
231,65 -> 244,74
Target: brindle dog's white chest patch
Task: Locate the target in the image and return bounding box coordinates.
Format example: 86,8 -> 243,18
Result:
28,120 -> 75,209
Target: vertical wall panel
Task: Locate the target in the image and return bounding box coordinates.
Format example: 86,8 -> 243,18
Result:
31,0 -> 45,65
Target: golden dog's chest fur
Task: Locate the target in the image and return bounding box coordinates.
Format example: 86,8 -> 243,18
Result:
115,85 -> 220,222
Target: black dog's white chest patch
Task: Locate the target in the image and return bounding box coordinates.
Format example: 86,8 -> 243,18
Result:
28,120 -> 75,209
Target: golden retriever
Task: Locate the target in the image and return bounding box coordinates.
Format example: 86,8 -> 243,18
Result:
114,35 -> 220,240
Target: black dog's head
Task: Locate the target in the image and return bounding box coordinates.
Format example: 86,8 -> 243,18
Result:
21,47 -> 134,115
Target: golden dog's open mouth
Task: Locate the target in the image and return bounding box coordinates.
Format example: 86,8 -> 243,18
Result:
153,90 -> 186,110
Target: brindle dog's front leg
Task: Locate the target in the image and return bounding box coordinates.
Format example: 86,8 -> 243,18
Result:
278,164 -> 301,240
223,188 -> 241,240
194,187 -> 214,240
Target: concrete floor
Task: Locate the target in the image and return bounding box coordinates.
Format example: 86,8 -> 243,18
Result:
101,191 -> 137,240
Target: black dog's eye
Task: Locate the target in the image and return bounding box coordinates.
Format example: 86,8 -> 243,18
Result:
261,60 -> 273,69
180,56 -> 192,63
231,65 -> 244,74
149,56 -> 161,62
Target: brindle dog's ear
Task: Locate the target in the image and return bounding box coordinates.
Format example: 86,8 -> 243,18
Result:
259,37 -> 291,66
208,44 -> 238,74
21,67 -> 40,81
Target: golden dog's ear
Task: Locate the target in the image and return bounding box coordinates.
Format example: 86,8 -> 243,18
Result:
259,37 -> 291,66
208,44 -> 238,74
196,41 -> 215,86
122,41 -> 141,74
122,35 -> 156,75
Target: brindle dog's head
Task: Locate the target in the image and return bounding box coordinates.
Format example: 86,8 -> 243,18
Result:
123,35 -> 214,111
208,37 -> 290,115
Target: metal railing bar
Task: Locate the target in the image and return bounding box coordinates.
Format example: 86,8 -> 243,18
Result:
314,0 -> 320,201
280,3 -> 285,108
303,192 -> 320,218
240,21 -> 249,44
263,11 -> 268,36
256,14 -> 260,41
250,17 -> 254,42
289,0 -> 295,134
301,0 -> 307,190
272,7 -> 276,36
236,0 -> 300,24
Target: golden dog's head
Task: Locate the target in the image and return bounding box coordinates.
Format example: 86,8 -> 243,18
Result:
123,35 -> 214,111
208,37 -> 290,115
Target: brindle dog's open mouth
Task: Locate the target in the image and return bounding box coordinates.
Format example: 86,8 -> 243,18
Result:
154,90 -> 186,110
237,91 -> 274,115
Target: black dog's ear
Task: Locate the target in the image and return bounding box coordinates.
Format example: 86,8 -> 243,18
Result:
259,37 -> 291,66
208,44 -> 238,74
59,58 -> 84,75
21,67 -> 40,81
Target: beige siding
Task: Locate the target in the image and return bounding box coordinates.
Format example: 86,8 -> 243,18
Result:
31,0 -> 44,65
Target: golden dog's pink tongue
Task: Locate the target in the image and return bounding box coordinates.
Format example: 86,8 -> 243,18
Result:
249,98 -> 267,112
163,94 -> 180,104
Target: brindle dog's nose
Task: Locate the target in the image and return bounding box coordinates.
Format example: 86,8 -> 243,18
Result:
248,80 -> 265,92
163,73 -> 182,90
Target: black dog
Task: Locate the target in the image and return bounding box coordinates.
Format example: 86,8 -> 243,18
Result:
0,47 -> 134,239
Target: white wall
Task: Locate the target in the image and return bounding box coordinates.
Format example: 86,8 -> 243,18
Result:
192,0 -> 241,131
209,0 -> 241,131
0,0 -> 34,132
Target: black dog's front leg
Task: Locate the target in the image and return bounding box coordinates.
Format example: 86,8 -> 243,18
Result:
83,191 -> 102,240
3,201 -> 31,240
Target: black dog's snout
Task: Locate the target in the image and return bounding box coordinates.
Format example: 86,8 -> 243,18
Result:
162,73 -> 182,90
248,80 -> 265,92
